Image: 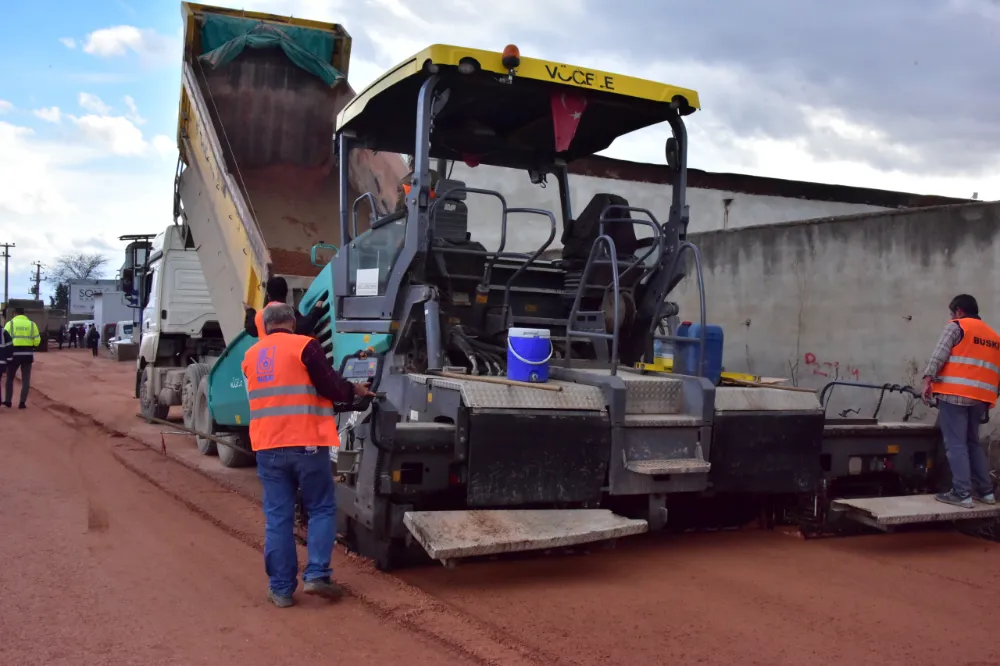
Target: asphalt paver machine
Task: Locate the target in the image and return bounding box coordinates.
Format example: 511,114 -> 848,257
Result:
289,44 -> 832,569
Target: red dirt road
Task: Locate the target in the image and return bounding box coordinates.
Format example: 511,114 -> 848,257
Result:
12,349 -> 1000,666
0,381 -> 467,666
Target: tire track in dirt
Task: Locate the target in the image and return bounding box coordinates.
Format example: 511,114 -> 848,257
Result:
19,370 -> 559,666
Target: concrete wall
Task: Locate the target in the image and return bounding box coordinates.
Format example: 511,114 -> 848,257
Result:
670,201 -> 1000,437
450,163 -> 891,253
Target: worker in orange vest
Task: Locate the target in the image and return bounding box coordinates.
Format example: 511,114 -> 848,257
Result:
922,294 -> 1000,508
393,155 -> 440,213
244,276 -> 326,338
242,302 -> 373,607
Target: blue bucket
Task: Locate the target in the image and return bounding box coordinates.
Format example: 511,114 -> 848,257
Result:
507,327 -> 553,383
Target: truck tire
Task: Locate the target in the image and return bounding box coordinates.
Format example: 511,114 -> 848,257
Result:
182,363 -> 210,431
193,376 -> 218,456
139,366 -> 169,421
217,430 -> 255,469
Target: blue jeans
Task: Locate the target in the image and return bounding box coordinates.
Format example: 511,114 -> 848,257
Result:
256,446 -> 336,596
938,401 -> 993,499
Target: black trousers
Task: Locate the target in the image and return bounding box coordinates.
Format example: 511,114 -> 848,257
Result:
4,356 -> 32,406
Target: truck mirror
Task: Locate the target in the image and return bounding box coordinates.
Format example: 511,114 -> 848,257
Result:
119,268 -> 134,296
665,137 -> 679,171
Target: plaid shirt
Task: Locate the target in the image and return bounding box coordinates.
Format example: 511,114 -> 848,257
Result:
923,321 -> 992,406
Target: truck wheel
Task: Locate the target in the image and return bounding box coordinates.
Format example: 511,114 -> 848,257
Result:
217,430 -> 255,468
192,376 -> 217,456
139,366 -> 169,421
182,363 -> 210,431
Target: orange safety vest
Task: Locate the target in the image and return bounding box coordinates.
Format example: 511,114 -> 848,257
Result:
931,317 -> 1000,407
254,300 -> 284,338
401,183 -> 437,199
241,332 -> 340,451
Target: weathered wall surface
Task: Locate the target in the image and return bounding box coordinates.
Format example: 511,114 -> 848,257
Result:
451,162 -> 892,252
672,202 -> 1000,436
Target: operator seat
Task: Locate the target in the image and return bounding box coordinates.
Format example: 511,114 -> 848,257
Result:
431,178 -> 470,243
428,178 -> 488,283
561,193 -> 637,262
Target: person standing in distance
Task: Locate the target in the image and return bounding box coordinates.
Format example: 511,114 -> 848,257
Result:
3,308 -> 41,409
0,322 -> 11,406
242,303 -> 374,608
922,294 -> 1000,508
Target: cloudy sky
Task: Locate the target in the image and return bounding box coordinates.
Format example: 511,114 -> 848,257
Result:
1,0 -> 997,300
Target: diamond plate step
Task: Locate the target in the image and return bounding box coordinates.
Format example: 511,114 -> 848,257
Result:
618,373 -> 684,415
624,458 -> 711,475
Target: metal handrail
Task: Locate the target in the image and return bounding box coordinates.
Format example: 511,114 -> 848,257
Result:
597,205 -> 663,284
501,208 -> 557,316
428,186 -> 509,286
352,192 -> 382,240
565,234 -> 621,375
653,241 -> 707,378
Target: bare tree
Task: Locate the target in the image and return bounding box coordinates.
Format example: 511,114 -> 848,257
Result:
45,252 -> 110,284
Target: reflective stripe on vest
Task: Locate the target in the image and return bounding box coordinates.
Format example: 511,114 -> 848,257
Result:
241,332 -> 340,451
254,300 -> 283,338
931,318 -> 1000,407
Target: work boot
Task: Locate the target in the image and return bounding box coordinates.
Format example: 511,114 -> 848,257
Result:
302,578 -> 344,601
935,491 -> 974,509
267,590 -> 295,608
974,492 -> 997,505
17,403 -> 25,409
2,402 -> 10,408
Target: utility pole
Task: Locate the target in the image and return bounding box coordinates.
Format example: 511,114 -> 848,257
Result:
30,261 -> 43,300
0,242 -> 13,309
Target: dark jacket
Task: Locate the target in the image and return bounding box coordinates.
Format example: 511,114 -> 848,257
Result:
86,328 -> 100,348
244,304 -> 325,339
0,329 -> 12,368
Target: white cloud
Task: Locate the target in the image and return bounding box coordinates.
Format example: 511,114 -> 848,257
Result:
152,135 -> 176,160
123,95 -> 146,125
33,107 -> 62,124
0,122 -> 74,217
71,115 -> 149,157
82,25 -> 175,63
59,37 -> 77,49
0,119 -> 174,300
78,92 -> 112,115
0,100 -> 12,114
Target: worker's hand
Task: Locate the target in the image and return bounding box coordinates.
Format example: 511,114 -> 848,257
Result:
316,300 -> 325,309
921,376 -> 934,404
353,381 -> 375,398
243,301 -> 252,311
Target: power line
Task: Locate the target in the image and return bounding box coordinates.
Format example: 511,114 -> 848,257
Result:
30,261 -> 43,299
0,242 -> 13,308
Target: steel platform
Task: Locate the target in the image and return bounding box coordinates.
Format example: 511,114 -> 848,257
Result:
403,509 -> 648,563
831,494 -> 1000,529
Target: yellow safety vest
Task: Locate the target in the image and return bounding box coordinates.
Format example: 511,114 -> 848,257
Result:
4,315 -> 41,356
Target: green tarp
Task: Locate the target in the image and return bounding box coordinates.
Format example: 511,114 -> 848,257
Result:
199,14 -> 344,88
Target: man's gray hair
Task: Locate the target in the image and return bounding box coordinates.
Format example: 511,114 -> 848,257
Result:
262,302 -> 296,333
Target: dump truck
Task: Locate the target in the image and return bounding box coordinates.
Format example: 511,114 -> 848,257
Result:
165,2 -> 406,466
128,225 -> 221,429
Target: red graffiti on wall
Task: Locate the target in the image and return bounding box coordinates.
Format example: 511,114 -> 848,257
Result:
803,352 -> 860,381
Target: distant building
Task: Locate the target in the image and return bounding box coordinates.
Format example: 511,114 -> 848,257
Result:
67,279 -> 117,316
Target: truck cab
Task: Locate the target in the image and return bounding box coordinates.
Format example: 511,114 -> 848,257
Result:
137,225 -> 223,421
